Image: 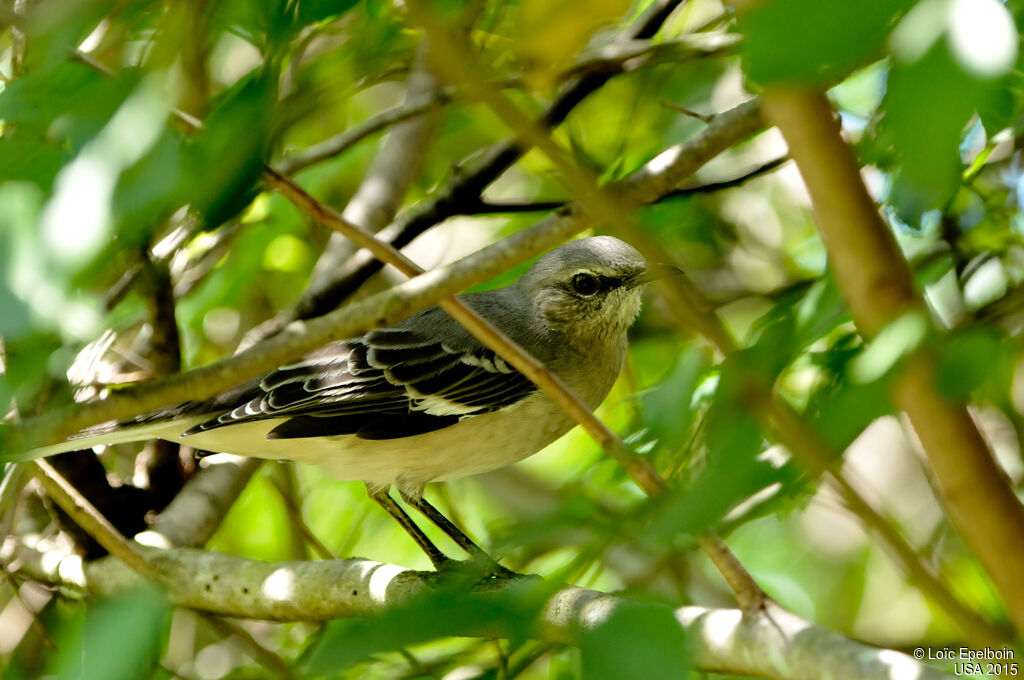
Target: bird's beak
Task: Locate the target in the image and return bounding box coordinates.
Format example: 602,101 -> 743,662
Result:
630,263 -> 684,287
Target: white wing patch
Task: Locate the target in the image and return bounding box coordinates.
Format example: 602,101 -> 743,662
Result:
184,330 -> 536,440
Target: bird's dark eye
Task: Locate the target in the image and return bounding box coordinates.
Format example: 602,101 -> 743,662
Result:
570,272 -> 601,297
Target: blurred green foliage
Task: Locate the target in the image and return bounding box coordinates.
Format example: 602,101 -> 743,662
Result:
3,0 -> 1024,677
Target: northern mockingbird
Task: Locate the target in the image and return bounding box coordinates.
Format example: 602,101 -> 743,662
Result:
38,236 -> 649,568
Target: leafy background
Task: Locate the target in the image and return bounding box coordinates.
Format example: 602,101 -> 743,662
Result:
2,0 -> 1024,678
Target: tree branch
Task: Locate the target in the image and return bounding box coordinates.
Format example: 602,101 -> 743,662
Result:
468,156 -> 789,214
141,457 -> 261,549
30,460 -> 159,581
8,542 -> 952,680
276,92 -> 446,175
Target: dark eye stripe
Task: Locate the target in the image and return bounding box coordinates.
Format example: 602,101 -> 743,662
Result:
561,274 -> 626,296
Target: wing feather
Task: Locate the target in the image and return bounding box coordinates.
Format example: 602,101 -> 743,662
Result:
181,326 -> 537,440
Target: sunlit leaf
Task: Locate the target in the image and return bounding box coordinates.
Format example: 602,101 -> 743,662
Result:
806,334 -> 894,453
934,326 -> 1016,407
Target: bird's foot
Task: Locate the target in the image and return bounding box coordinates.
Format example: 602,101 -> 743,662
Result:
432,555 -> 521,585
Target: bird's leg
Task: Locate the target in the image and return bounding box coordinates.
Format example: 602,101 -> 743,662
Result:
398,489 -> 514,577
365,484 -> 450,569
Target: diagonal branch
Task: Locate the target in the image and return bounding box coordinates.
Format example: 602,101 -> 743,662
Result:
277,92 -> 446,175
466,156 -> 790,215
30,460 -> 160,581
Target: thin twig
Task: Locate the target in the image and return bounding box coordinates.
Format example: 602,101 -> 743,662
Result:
468,156 -> 789,215
277,93 -> 447,175
662,100 -> 715,123
664,156 -> 789,198
199,613 -> 302,680
268,464 -> 335,560
30,460 -> 159,581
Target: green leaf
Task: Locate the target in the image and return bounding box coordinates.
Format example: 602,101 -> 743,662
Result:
0,62 -> 138,149
745,276 -> 848,370
301,578 -> 547,673
639,346 -> 710,453
808,373 -> 894,453
0,333 -> 66,415
976,74 -> 1024,137
648,349 -> 789,536
113,128 -> 184,233
182,71 -> 277,228
20,0 -> 119,73
806,334 -> 894,452
882,44 -> 983,214
0,133 -> 67,191
934,326 -> 1016,408
579,604 -> 689,680
53,587 -> 171,680
297,0 -> 359,25
213,0 -> 291,50
850,311 -> 929,383
740,0 -> 916,85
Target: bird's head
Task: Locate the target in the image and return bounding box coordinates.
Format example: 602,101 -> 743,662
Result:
518,236 -> 649,345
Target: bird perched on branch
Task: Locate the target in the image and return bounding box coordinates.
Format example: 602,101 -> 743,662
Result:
35,236 -> 650,569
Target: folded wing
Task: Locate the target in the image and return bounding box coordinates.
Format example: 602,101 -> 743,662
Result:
182,328 -> 536,441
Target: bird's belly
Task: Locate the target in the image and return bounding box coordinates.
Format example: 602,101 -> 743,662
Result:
176,394 -> 577,490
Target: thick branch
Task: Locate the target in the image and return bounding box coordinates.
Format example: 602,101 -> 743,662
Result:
141,457 -> 261,549
9,543 -> 950,680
